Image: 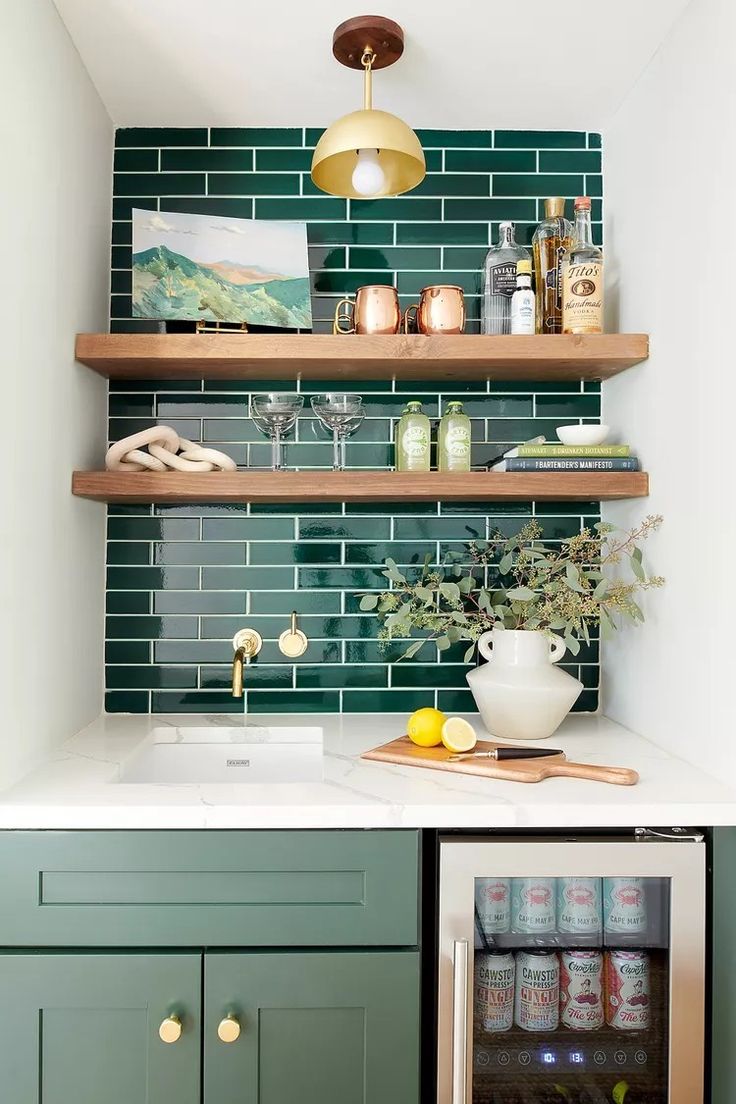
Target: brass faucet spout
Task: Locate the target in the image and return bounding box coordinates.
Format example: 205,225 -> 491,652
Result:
231,629 -> 263,698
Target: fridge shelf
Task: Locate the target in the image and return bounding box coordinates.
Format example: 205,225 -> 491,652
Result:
477,931 -> 671,951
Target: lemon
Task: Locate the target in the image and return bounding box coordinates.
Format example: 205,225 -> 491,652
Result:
407,707 -> 446,747
441,716 -> 478,754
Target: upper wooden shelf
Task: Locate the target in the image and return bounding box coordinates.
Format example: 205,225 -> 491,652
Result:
75,333 -> 649,382
72,470 -> 649,504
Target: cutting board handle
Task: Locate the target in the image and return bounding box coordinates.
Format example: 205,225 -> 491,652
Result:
546,760 -> 639,786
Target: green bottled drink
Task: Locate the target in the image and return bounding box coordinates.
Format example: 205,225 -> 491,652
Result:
395,400 -> 431,472
438,400 -> 471,472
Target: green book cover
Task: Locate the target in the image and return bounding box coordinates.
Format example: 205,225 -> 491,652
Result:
517,444 -> 631,457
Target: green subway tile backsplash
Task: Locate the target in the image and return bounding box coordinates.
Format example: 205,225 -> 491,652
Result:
108,126 -> 603,713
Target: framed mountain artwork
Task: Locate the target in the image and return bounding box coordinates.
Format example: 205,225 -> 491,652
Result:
132,209 -> 312,329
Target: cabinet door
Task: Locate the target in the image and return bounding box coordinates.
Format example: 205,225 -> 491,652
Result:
0,953 -> 201,1104
205,951 -> 420,1104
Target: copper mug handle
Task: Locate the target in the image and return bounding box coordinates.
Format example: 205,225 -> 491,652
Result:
403,303 -> 419,334
333,297 -> 355,335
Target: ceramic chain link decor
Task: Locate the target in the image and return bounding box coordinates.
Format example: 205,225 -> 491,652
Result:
105,426 -> 236,472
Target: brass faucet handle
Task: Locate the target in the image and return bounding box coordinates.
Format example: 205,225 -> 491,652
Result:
232,628 -> 263,658
278,611 -> 309,659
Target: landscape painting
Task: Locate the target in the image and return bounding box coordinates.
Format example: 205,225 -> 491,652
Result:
132,209 -> 311,329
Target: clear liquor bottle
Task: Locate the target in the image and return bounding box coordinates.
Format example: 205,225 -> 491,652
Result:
532,197 -> 573,334
482,222 -> 531,335
562,196 -> 604,334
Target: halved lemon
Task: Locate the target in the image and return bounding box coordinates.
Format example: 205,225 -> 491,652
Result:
441,716 -> 478,754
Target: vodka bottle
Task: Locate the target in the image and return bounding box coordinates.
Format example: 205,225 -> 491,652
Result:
562,196 -> 604,333
533,197 -> 573,333
482,222 -> 530,334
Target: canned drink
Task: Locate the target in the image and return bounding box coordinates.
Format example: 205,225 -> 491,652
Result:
514,950 -> 560,1032
604,878 -> 648,934
605,950 -> 650,1030
475,878 -> 511,935
558,877 -> 602,934
512,878 -> 556,933
560,950 -> 604,1030
474,951 -> 515,1033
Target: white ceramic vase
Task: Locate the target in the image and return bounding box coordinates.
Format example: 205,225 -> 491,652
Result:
466,628 -> 583,741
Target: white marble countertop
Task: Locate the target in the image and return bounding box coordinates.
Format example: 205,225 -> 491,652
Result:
1,713 -> 735,830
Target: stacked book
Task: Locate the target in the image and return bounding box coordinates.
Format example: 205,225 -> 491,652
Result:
491,443 -> 639,472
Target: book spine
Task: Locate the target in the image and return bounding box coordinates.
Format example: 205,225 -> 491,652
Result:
505,458 -> 639,472
517,445 -> 631,457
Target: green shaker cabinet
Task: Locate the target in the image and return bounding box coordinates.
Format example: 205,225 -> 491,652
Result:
205,952 -> 420,1104
0,954 -> 202,1104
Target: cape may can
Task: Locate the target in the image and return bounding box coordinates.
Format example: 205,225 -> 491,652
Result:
511,877 -> 556,933
560,950 -> 604,1030
475,878 -> 511,935
605,950 -> 650,1031
558,877 -> 602,934
474,951 -> 515,1033
604,877 -> 648,934
514,950 -> 560,1032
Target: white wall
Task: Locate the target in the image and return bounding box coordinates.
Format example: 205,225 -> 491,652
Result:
0,0 -> 112,788
602,0 -> 736,778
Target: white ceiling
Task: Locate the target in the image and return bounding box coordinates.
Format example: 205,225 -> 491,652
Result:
54,0 -> 691,130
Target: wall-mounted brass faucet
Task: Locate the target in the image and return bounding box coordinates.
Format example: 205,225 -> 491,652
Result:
231,628 -> 263,698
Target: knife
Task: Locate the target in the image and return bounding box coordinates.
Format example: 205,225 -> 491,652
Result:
449,746 -> 564,762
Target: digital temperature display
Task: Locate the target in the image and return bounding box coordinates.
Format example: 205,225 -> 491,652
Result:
541,1051 -> 556,1065
569,1051 -> 585,1065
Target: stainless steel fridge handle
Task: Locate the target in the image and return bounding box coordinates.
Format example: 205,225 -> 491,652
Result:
451,939 -> 469,1104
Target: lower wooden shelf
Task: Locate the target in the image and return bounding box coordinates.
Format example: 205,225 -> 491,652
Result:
71,470 -> 649,504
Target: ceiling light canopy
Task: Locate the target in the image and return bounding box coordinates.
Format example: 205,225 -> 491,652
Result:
311,15 -> 426,199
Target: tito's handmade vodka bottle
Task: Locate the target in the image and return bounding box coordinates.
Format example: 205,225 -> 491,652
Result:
562,196 -> 603,334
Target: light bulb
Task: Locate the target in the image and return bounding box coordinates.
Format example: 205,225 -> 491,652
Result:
351,149 -> 386,196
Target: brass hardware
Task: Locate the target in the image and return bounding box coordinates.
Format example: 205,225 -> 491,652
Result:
278,611 -> 309,659
195,319 -> 248,335
217,1013 -> 242,1043
231,628 -> 263,698
159,1014 -> 182,1044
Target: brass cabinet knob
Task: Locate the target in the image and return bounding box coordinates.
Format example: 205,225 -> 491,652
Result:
217,1014 -> 241,1043
159,1014 -> 182,1044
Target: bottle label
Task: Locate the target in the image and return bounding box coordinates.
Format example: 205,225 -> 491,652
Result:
490,262 -> 518,298
445,425 -> 470,460
511,291 -> 535,335
401,424 -> 429,459
562,261 -> 603,332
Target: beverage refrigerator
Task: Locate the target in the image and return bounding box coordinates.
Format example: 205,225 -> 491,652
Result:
437,831 -> 705,1104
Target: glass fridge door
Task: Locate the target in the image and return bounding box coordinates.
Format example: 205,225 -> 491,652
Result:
438,837 -> 705,1104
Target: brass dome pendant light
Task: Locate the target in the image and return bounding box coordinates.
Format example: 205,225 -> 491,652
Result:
311,15 -> 426,199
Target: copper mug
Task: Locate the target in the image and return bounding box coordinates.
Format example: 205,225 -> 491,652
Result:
404,285 -> 466,335
333,285 -> 401,335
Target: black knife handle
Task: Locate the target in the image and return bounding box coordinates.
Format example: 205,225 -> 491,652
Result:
495,746 -> 564,760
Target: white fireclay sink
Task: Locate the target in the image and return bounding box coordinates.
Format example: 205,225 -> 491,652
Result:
118,725 -> 324,784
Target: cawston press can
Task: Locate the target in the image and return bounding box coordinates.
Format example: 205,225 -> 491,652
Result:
605,950 -> 650,1031
514,950 -> 560,1032
558,876 -> 602,934
511,878 -> 556,933
474,951 -> 515,1033
604,878 -> 648,935
560,950 -> 604,1030
475,878 -> 511,935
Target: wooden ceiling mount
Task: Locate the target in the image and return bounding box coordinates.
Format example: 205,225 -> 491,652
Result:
332,15 -> 404,70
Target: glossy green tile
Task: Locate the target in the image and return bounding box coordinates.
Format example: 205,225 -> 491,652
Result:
486,417 -> 562,441
114,148 -> 159,171
297,567 -> 386,589
106,691 -> 150,713
393,517 -> 485,540
116,127 -> 208,146
437,689 -> 477,713
159,197 -> 254,219
298,517 -> 392,540
391,664 -> 471,689
107,517 -> 199,541
342,690 -> 434,713
153,591 -> 247,614
349,198 -> 442,221
396,223 -> 487,247
397,270 -> 480,296
309,245 -> 347,269
110,293 -> 132,316
588,133 -> 602,149
539,150 -> 602,173
586,174 -> 603,197
106,665 -> 198,690
200,566 -> 295,590
201,517 -> 295,540
211,127 -> 303,146
111,245 -> 132,269
313,270 -> 393,294
256,148 -> 314,171
112,221 -> 132,244
535,394 -> 601,417
347,246 -> 441,270
246,690 -> 341,713
161,148 -> 254,171
154,640 -> 232,664
494,130 -> 586,148
249,591 -> 342,615
107,542 -> 151,565
151,690 -> 242,713
114,172 -> 206,196
107,566 -> 200,590
200,665 -> 293,690
255,197 -> 346,219
412,173 -> 490,197
113,196 -> 157,218
442,246 -> 492,270
154,542 -> 245,566
107,592 -> 150,614
248,542 -> 341,565
444,149 -> 536,172
444,198 -> 537,222
296,665 -> 387,689
345,542 -> 434,565
110,270 -> 132,294
106,640 -> 151,664
307,222 -> 394,245
415,130 -> 492,147
106,615 -> 198,639
209,173 -> 300,195
492,174 -> 584,197
572,690 -> 598,712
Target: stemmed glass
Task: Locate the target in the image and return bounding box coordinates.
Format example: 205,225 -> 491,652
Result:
251,392 -> 304,471
310,393 -> 365,470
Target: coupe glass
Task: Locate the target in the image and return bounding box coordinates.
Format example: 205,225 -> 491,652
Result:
310,393 -> 365,470
250,392 -> 304,471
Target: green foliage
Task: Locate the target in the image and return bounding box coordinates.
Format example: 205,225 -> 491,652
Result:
355,515 -> 665,662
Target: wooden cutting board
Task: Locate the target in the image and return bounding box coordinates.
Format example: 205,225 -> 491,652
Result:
361,736 -> 639,786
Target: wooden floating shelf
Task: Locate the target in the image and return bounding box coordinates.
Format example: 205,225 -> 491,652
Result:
75,332 -> 649,382
72,470 -> 649,504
